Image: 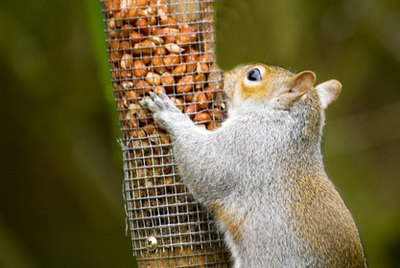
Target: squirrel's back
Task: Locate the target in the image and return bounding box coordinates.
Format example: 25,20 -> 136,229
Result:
290,172 -> 366,267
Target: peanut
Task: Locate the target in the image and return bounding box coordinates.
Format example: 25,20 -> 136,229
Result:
176,75 -> 194,93
153,85 -> 166,94
160,16 -> 178,27
207,122 -> 221,131
177,24 -> 197,45
185,103 -> 198,118
194,73 -> 206,89
136,0 -> 148,8
160,27 -> 179,43
105,0 -> 120,12
170,97 -> 184,111
172,64 -> 186,76
164,43 -> 185,54
185,52 -> 199,73
137,8 -> 149,17
161,72 -> 174,88
127,8 -> 137,20
135,80 -> 151,95
148,35 -> 164,45
133,40 -> 155,55
130,31 -> 145,43
145,72 -> 162,86
151,56 -> 164,74
194,112 -> 211,123
205,86 -> 217,100
133,60 -> 147,77
194,92 -> 208,109
135,18 -> 150,34
142,55 -> 152,65
154,46 -> 167,55
162,54 -> 180,67
120,53 -> 133,69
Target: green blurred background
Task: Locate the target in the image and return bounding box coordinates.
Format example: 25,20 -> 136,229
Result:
0,0 -> 399,267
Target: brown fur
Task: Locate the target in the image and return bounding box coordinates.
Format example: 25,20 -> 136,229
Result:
210,201 -> 246,244
291,170 -> 366,267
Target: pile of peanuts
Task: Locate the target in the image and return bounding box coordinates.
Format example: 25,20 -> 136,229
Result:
102,0 -> 228,260
104,0 -> 224,142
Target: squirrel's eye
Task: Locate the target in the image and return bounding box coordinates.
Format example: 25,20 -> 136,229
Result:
247,68 -> 262,82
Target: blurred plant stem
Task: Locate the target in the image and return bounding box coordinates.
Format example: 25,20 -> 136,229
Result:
84,0 -> 122,165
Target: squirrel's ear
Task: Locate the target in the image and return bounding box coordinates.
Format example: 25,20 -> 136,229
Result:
275,71 -> 316,108
315,79 -> 342,109
290,71 -> 316,95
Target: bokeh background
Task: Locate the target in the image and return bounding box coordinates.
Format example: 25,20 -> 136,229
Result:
1,0 -> 399,267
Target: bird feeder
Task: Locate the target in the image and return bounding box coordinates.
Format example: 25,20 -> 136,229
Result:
100,0 -> 231,266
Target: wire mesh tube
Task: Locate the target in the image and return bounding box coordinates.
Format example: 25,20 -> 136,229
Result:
100,0 -> 231,266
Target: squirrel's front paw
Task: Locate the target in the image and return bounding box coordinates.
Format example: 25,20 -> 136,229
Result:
141,92 -> 179,114
141,92 -> 183,130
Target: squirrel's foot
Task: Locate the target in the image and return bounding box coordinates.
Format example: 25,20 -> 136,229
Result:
141,92 -> 179,114
141,92 -> 184,131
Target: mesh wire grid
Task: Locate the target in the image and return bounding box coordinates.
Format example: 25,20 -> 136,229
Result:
100,0 -> 231,266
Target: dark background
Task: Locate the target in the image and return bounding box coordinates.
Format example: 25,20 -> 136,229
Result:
1,0 -> 399,267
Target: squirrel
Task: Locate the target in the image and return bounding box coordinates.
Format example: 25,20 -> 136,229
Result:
141,64 -> 367,267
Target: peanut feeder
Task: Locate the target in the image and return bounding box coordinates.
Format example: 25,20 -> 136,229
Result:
100,0 -> 231,266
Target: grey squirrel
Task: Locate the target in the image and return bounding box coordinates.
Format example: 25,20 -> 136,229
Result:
141,64 -> 367,267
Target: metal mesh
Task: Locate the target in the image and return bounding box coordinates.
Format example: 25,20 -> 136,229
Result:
100,0 -> 231,266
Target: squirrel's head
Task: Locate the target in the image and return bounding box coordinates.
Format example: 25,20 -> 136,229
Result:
223,64 -> 342,112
